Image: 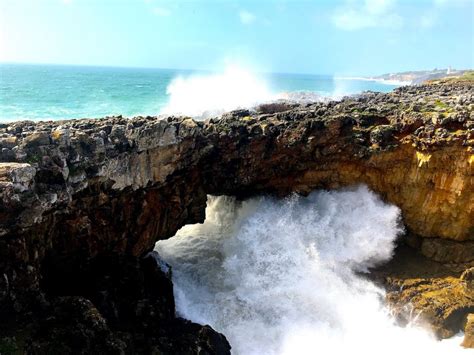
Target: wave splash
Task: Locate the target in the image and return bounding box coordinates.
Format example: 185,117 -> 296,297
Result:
160,65 -> 276,118
155,186 -> 464,355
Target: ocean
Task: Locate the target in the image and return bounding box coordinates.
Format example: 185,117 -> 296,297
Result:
0,63 -> 400,122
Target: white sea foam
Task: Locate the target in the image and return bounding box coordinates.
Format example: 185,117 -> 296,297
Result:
277,91 -> 331,104
159,65 -> 337,119
160,65 -> 276,119
156,185 -> 465,355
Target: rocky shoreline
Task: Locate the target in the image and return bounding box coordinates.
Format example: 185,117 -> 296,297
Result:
0,79 -> 473,352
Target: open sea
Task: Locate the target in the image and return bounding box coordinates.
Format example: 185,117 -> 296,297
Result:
0,63 -> 401,122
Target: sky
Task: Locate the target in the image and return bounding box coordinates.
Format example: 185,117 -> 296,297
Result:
0,0 -> 473,75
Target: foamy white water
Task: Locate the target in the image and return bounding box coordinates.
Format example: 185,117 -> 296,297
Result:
157,65 -> 409,120
159,66 -> 336,119
160,65 -> 276,118
155,186 -> 465,355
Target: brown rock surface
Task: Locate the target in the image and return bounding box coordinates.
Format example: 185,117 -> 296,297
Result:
462,314 -> 474,348
0,80 -> 473,351
461,268 -> 474,293
372,246 -> 474,340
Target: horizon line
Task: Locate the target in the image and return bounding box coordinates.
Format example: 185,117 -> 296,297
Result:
1,60 -> 469,79
0,60 -> 337,78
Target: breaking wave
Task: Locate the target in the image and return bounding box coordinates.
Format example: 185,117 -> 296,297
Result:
160,65 -> 276,118
159,65 -> 337,119
155,185 -> 464,355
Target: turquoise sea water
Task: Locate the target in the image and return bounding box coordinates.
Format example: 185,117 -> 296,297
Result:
0,64 -> 399,121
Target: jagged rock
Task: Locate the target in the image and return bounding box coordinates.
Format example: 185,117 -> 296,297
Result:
461,267 -> 474,294
374,246 -> 474,340
26,297 -> 125,354
0,80 -> 473,351
8,252 -> 231,354
23,131 -> 50,147
386,275 -> 474,339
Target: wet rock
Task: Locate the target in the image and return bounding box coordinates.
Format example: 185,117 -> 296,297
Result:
387,275 -> 474,339
374,246 -> 474,340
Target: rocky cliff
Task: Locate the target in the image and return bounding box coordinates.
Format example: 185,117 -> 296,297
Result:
0,80 -> 473,352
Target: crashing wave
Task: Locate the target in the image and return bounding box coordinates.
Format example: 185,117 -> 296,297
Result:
156,186 -> 464,355
159,66 -> 331,120
159,65 -> 276,119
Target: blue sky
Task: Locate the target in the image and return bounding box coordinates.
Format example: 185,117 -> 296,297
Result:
0,0 -> 473,75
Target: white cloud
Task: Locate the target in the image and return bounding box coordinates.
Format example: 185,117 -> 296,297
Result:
152,6 -> 171,17
332,0 -> 403,30
239,10 -> 256,25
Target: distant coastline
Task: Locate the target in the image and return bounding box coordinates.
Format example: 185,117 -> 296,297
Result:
337,68 -> 473,87
335,76 -> 411,86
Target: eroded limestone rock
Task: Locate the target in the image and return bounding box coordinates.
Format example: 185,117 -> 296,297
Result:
0,80 -> 472,352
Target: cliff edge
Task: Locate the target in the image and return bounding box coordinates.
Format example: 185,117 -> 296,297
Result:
0,80 -> 473,352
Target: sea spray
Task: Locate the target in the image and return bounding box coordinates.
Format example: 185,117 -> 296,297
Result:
160,65 -> 275,118
155,186 -> 464,355
0,64 -> 399,121
159,66 -> 335,119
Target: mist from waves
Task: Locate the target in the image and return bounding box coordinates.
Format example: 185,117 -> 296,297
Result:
155,186 -> 465,355
159,65 -> 396,119
160,65 -> 276,118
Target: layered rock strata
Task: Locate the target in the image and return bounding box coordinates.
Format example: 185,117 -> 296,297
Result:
0,80 -> 473,351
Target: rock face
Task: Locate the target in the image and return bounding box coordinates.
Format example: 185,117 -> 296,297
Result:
373,246 -> 474,341
0,80 -> 473,351
29,252 -> 230,354
462,314 -> 474,348
0,251 -> 231,354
